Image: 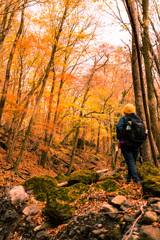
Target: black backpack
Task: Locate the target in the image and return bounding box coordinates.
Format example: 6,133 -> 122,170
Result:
124,116 -> 147,147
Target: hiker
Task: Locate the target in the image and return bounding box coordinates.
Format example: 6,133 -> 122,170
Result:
116,103 -> 143,186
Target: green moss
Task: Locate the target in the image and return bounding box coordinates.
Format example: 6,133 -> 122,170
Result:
94,179 -> 118,192
45,183 -> 89,223
142,174 -> 160,197
68,169 -> 99,185
35,193 -> 46,201
137,162 -> 160,181
143,175 -> 160,188
55,173 -> 69,183
23,175 -> 58,201
118,188 -> 134,196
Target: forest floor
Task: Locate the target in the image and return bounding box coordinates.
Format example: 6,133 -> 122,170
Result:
0,129 -> 120,195
1,129 -> 155,239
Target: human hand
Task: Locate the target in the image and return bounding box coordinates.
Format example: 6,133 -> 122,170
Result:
119,140 -> 125,148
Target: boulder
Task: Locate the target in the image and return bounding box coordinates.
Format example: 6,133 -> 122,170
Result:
45,183 -> 89,225
23,205 -> 40,216
4,209 -> 19,222
139,225 -> 160,240
23,175 -> 58,201
111,195 -> 126,206
7,185 -> 28,205
147,197 -> 160,206
101,203 -> 118,218
111,226 -> 122,240
68,169 -> 99,185
142,175 -> 160,197
94,179 -> 118,192
140,211 -> 158,224
54,173 -> 69,183
137,162 -> 160,181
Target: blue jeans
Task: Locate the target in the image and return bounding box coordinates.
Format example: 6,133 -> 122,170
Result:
121,145 -> 140,182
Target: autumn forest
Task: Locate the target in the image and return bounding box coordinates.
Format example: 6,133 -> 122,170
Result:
0,0 -> 160,180
1,0 -> 160,239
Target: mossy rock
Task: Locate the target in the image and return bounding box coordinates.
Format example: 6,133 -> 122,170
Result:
36,192 -> 47,202
142,175 -> 160,197
94,179 -> 118,192
55,173 -> 69,183
23,175 -> 58,201
136,162 -> 160,181
99,173 -> 124,182
118,188 -> 134,197
45,183 -> 89,225
68,169 -> 99,185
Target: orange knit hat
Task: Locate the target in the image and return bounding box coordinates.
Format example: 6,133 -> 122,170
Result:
123,104 -> 135,114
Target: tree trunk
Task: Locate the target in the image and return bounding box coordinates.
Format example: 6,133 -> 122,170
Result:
96,124 -> 101,154
125,0 -> 159,168
127,0 -> 152,163
141,0 -> 160,153
12,21 -> 65,171
0,2 -> 25,124
66,127 -> 80,176
39,3 -> 69,166
124,0 -> 152,163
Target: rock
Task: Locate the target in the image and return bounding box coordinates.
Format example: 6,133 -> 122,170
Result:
142,175 -> 160,197
94,179 -> 119,193
34,223 -> 54,232
122,199 -> 134,208
111,226 -> 122,240
128,235 -> 139,240
45,183 -> 89,224
54,173 -> 69,183
101,203 -> 118,218
4,209 -> 19,222
36,230 -> 51,240
147,197 -> 160,206
150,202 -> 160,211
123,213 -> 135,223
99,234 -> 106,240
23,175 -> 58,201
80,225 -> 91,235
140,211 -> 158,224
68,169 -> 99,185
111,195 -> 126,206
137,162 -> 160,181
139,225 -> 160,240
92,228 -> 105,236
23,205 -> 39,216
8,185 -> 28,205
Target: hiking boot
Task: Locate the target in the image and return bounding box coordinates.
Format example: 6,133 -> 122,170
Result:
135,180 -> 141,186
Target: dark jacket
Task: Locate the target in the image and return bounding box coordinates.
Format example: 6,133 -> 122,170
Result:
116,113 -> 141,141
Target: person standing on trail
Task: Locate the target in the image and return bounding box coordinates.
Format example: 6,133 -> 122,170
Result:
116,104 -> 142,186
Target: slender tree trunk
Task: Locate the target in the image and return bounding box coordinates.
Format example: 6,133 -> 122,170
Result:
125,0 -> 159,168
39,3 -> 69,166
0,2 -> 25,124
124,0 -> 152,163
103,137 -> 105,153
66,51 -> 110,175
66,127 -> 80,176
40,70 -> 56,167
0,0 -> 19,49
13,79 -> 47,172
96,123 -> 101,154
66,73 -> 94,176
12,28 -> 62,171
128,1 -> 152,162
141,0 -> 160,153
